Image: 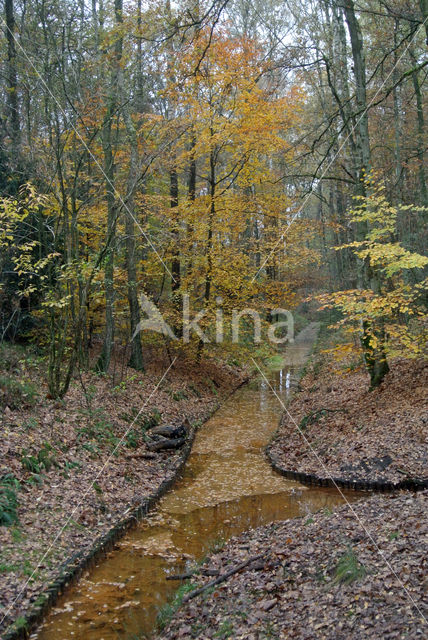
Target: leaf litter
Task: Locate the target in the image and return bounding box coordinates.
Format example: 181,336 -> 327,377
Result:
0,350 -> 247,635
155,349 -> 427,639
157,490 -> 428,639
270,356 -> 427,485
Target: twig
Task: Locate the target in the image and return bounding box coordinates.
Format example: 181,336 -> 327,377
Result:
182,554 -> 264,602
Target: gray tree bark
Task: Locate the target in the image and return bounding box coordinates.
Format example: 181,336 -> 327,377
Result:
343,0 -> 389,389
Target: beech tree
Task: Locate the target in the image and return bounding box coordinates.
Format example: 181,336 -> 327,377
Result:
0,0 -> 426,392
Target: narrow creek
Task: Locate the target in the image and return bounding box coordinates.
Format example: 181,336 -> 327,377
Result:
36,323 -> 361,640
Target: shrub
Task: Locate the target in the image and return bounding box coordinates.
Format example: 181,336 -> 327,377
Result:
332,547 -> 367,585
0,374 -> 38,409
21,442 -> 57,473
0,474 -> 20,526
76,409 -> 119,450
125,429 -> 139,448
171,390 -> 188,401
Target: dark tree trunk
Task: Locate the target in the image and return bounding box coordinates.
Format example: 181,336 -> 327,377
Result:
170,163 -> 182,336
185,135 -> 197,278
96,0 -> 123,373
420,0 -> 428,46
204,145 -> 215,305
409,47 -> 428,209
5,0 -> 21,168
344,0 -> 389,389
124,123 -> 144,371
170,165 -> 180,291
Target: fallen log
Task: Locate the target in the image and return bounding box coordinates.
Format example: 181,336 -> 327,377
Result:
146,437 -> 186,452
126,452 -> 157,460
149,425 -> 186,439
148,418 -> 191,441
182,554 -> 264,602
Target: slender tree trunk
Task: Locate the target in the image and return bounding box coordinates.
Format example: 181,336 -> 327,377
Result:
332,1 -> 358,183
324,2 -> 359,288
109,0 -> 145,371
344,0 -> 389,389
96,128 -> 116,373
96,0 -> 123,373
5,0 -> 21,170
343,0 -> 370,189
188,137 -> 196,203
205,144 -> 215,305
420,0 -> 428,47
409,47 -> 428,208
125,151 -> 144,371
170,165 -> 180,292
122,114 -> 144,371
392,20 -> 403,199
170,161 -> 182,336
185,134 -> 197,280
165,0 -> 181,332
197,144 -> 215,360
136,0 -> 144,112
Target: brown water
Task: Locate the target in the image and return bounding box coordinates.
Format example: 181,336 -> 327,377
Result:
35,323 -> 360,640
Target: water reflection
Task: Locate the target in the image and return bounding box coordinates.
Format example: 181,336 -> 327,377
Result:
36,324 -> 361,640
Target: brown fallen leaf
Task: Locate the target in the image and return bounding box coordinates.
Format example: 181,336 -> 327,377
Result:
259,598 -> 277,611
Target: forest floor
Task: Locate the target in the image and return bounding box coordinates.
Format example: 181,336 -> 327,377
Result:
154,331 -> 428,639
0,343 -> 247,636
269,332 -> 428,486
156,490 -> 428,639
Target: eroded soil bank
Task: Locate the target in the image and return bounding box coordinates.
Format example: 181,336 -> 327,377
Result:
156,490 -> 428,639
0,350 -> 247,637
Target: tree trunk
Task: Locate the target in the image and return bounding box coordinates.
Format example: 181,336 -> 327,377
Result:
185,134 -> 197,279
136,0 -> 144,112
5,0 -> 21,171
409,47 -> 428,209
392,20 -> 403,199
197,143 -> 215,359
204,144 -> 215,305
344,0 -> 389,389
123,115 -> 144,371
331,1 -> 358,183
96,0 -> 123,373
170,164 -> 181,301
343,0 -> 370,189
420,0 -> 428,47
109,0 -> 145,372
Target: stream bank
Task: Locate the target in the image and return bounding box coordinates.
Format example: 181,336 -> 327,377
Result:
0,353 -> 247,639
267,327 -> 428,490
32,323 -> 363,640
156,490 -> 428,640
152,326 -> 428,639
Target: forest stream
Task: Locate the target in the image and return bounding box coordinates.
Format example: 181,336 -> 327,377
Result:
35,323 -> 362,640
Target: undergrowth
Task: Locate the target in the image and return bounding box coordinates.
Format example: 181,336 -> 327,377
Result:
332,547 -> 367,585
0,474 -> 20,526
156,582 -> 195,630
